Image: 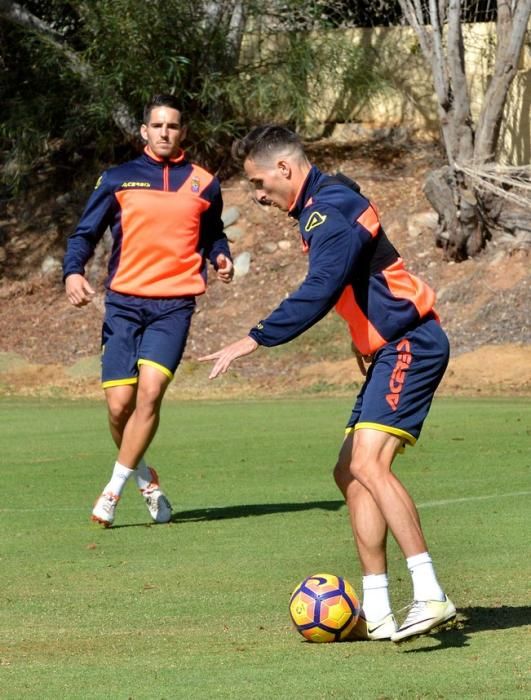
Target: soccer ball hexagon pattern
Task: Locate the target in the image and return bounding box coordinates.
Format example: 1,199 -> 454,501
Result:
289,573 -> 360,642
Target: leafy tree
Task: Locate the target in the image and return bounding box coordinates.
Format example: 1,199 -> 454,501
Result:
0,1 -> 247,185
0,0 -> 383,190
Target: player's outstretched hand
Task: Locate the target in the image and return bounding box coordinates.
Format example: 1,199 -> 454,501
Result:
216,254 -> 234,283
65,274 -> 96,307
199,336 -> 258,379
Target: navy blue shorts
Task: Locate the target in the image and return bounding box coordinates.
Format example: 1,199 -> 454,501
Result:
101,290 -> 195,389
346,318 -> 449,447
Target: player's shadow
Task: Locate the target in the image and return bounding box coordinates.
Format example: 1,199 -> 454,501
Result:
107,500 -> 345,529
170,499 -> 345,523
399,605 -> 531,652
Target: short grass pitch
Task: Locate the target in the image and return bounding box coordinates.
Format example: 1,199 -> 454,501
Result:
1,397 -> 529,698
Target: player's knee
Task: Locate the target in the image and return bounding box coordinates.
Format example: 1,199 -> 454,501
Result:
108,396 -> 132,417
349,449 -> 385,491
136,383 -> 165,414
107,400 -> 132,427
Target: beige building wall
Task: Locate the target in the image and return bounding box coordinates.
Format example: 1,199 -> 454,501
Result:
248,23 -> 529,164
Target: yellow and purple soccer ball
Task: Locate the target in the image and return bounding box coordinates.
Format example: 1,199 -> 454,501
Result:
289,573 -> 360,642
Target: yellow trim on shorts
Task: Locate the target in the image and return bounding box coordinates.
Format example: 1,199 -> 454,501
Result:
345,422 -> 417,445
137,358 -> 174,380
102,377 -> 138,389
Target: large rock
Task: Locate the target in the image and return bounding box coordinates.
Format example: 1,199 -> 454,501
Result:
41,255 -> 62,276
233,251 -> 251,277
225,225 -> 244,243
222,206 -> 240,229
407,211 -> 439,238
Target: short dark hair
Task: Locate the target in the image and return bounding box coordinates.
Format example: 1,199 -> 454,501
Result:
231,125 -> 304,164
143,94 -> 183,125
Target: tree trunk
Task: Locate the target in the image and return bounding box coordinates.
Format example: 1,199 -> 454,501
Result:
398,0 -> 531,260
474,0 -> 531,163
424,166 -> 485,259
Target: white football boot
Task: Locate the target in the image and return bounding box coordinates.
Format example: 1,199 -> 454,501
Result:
140,467 -> 172,524
391,596 -> 457,642
349,612 -> 398,641
91,492 -> 120,527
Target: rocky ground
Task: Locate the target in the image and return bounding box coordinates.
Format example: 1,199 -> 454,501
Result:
0,139 -> 529,399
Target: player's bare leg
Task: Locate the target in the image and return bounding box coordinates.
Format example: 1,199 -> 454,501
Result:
345,429 -> 427,557
92,365 -> 172,526
335,434 -> 397,639
105,384 -> 137,448
337,428 -> 454,641
105,382 -> 156,477
116,364 -> 170,469
335,438 -> 389,574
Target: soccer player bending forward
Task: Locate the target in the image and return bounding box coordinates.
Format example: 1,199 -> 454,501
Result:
200,126 -> 456,643
63,94 -> 233,527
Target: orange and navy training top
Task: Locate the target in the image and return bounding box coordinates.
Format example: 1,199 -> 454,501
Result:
248,167 -> 437,355
63,147 -> 231,297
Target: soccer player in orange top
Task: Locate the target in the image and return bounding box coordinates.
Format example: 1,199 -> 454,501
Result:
200,125 -> 456,643
63,94 -> 233,527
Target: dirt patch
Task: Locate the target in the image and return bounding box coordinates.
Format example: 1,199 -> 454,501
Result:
1,343 -> 529,399
441,344 -> 531,396
297,344 -> 531,397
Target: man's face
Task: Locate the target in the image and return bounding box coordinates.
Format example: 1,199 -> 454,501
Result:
244,157 -> 294,212
141,106 -> 185,159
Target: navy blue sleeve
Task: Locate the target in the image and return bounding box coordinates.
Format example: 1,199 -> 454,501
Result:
248,205 -> 369,346
62,172 -> 115,279
199,178 -> 232,269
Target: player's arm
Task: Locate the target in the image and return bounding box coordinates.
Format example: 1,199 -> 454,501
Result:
248,206 -> 365,346
63,172 -> 115,305
200,207 -> 368,379
199,179 -> 233,283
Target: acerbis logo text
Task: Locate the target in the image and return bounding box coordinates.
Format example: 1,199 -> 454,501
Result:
385,339 -> 412,411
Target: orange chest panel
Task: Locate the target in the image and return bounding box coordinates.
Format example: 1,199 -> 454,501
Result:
112,188 -> 209,297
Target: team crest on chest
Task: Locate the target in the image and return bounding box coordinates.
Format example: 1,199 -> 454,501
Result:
191,176 -> 200,193
305,211 -> 327,232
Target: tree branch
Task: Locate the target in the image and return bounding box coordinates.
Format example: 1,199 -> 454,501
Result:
0,0 -> 62,37
474,0 -> 531,163
0,0 -> 138,139
447,0 -> 473,160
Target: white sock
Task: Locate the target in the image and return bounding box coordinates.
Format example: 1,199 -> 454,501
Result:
134,458 -> 153,491
361,574 -> 392,620
104,461 -> 134,497
407,552 -> 445,601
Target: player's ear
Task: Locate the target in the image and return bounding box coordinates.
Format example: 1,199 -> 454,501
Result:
140,123 -> 148,142
277,159 -> 291,179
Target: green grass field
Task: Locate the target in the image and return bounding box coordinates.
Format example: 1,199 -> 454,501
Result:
1,397 -> 530,699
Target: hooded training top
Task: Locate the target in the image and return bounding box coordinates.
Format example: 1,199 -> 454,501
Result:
248,166 -> 437,356
63,147 -> 230,298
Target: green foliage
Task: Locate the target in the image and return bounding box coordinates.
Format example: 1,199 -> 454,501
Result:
0,1 -> 387,190
0,18 -> 88,190
0,397 -> 530,697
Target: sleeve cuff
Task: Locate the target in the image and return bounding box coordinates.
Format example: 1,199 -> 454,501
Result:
248,329 -> 264,345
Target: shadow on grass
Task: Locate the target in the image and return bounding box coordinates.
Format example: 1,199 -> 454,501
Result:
109,500 -> 345,529
400,605 -> 531,652
171,499 -> 345,523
